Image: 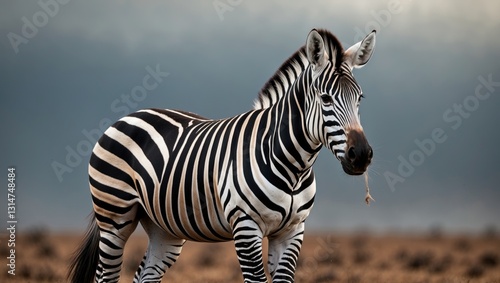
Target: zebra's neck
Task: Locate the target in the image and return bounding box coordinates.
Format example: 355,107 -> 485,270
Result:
261,70 -> 322,188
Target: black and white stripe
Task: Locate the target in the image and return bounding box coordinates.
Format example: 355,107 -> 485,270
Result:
68,28 -> 376,283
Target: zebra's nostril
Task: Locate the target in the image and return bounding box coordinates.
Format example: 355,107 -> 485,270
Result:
347,147 -> 356,161
368,147 -> 373,160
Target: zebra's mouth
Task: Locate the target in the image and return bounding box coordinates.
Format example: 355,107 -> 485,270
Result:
340,159 -> 367,175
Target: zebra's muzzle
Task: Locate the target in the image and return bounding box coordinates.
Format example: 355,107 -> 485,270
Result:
340,129 -> 372,175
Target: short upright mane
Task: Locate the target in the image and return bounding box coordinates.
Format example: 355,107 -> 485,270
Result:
254,29 -> 344,110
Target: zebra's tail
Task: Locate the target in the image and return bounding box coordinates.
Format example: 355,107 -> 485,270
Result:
68,213 -> 100,283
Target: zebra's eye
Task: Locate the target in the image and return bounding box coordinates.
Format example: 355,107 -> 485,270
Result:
358,94 -> 365,102
320,94 -> 333,105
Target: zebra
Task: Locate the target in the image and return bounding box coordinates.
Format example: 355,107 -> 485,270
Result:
68,28 -> 376,283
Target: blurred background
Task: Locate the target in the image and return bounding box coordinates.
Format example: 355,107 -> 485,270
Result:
1,0 -> 500,235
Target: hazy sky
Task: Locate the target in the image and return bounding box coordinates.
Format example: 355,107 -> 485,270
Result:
1,0 -> 499,233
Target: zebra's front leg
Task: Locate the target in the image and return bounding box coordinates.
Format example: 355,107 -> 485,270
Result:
267,223 -> 305,282
232,216 -> 268,283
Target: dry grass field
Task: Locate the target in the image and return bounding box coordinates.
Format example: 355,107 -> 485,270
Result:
1,229 -> 499,283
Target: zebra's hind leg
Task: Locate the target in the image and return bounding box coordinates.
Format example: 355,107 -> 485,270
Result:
133,217 -> 185,283
267,223 -> 305,282
232,216 -> 267,283
94,204 -> 140,283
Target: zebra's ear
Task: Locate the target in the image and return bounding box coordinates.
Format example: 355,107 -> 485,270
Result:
306,29 -> 328,71
344,30 -> 376,69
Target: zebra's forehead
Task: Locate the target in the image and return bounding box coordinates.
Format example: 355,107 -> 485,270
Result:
314,62 -> 362,95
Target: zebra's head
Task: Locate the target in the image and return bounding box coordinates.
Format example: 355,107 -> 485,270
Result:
305,29 -> 376,175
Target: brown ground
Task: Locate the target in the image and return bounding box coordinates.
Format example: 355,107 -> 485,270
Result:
1,230 -> 499,283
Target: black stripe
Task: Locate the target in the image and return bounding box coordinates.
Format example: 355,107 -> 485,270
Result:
241,113 -> 287,219
89,153 -> 135,190
113,120 -> 164,179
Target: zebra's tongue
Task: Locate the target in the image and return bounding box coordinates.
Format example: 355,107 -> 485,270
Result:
364,172 -> 375,206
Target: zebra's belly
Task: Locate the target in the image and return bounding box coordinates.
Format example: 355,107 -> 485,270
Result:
137,162 -> 316,242
139,182 -> 234,242
139,186 -> 314,242
159,210 -> 234,242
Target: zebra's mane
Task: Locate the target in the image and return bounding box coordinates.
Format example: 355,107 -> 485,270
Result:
253,29 -> 344,110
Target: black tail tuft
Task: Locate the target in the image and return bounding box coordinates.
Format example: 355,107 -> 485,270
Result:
68,213 -> 100,283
